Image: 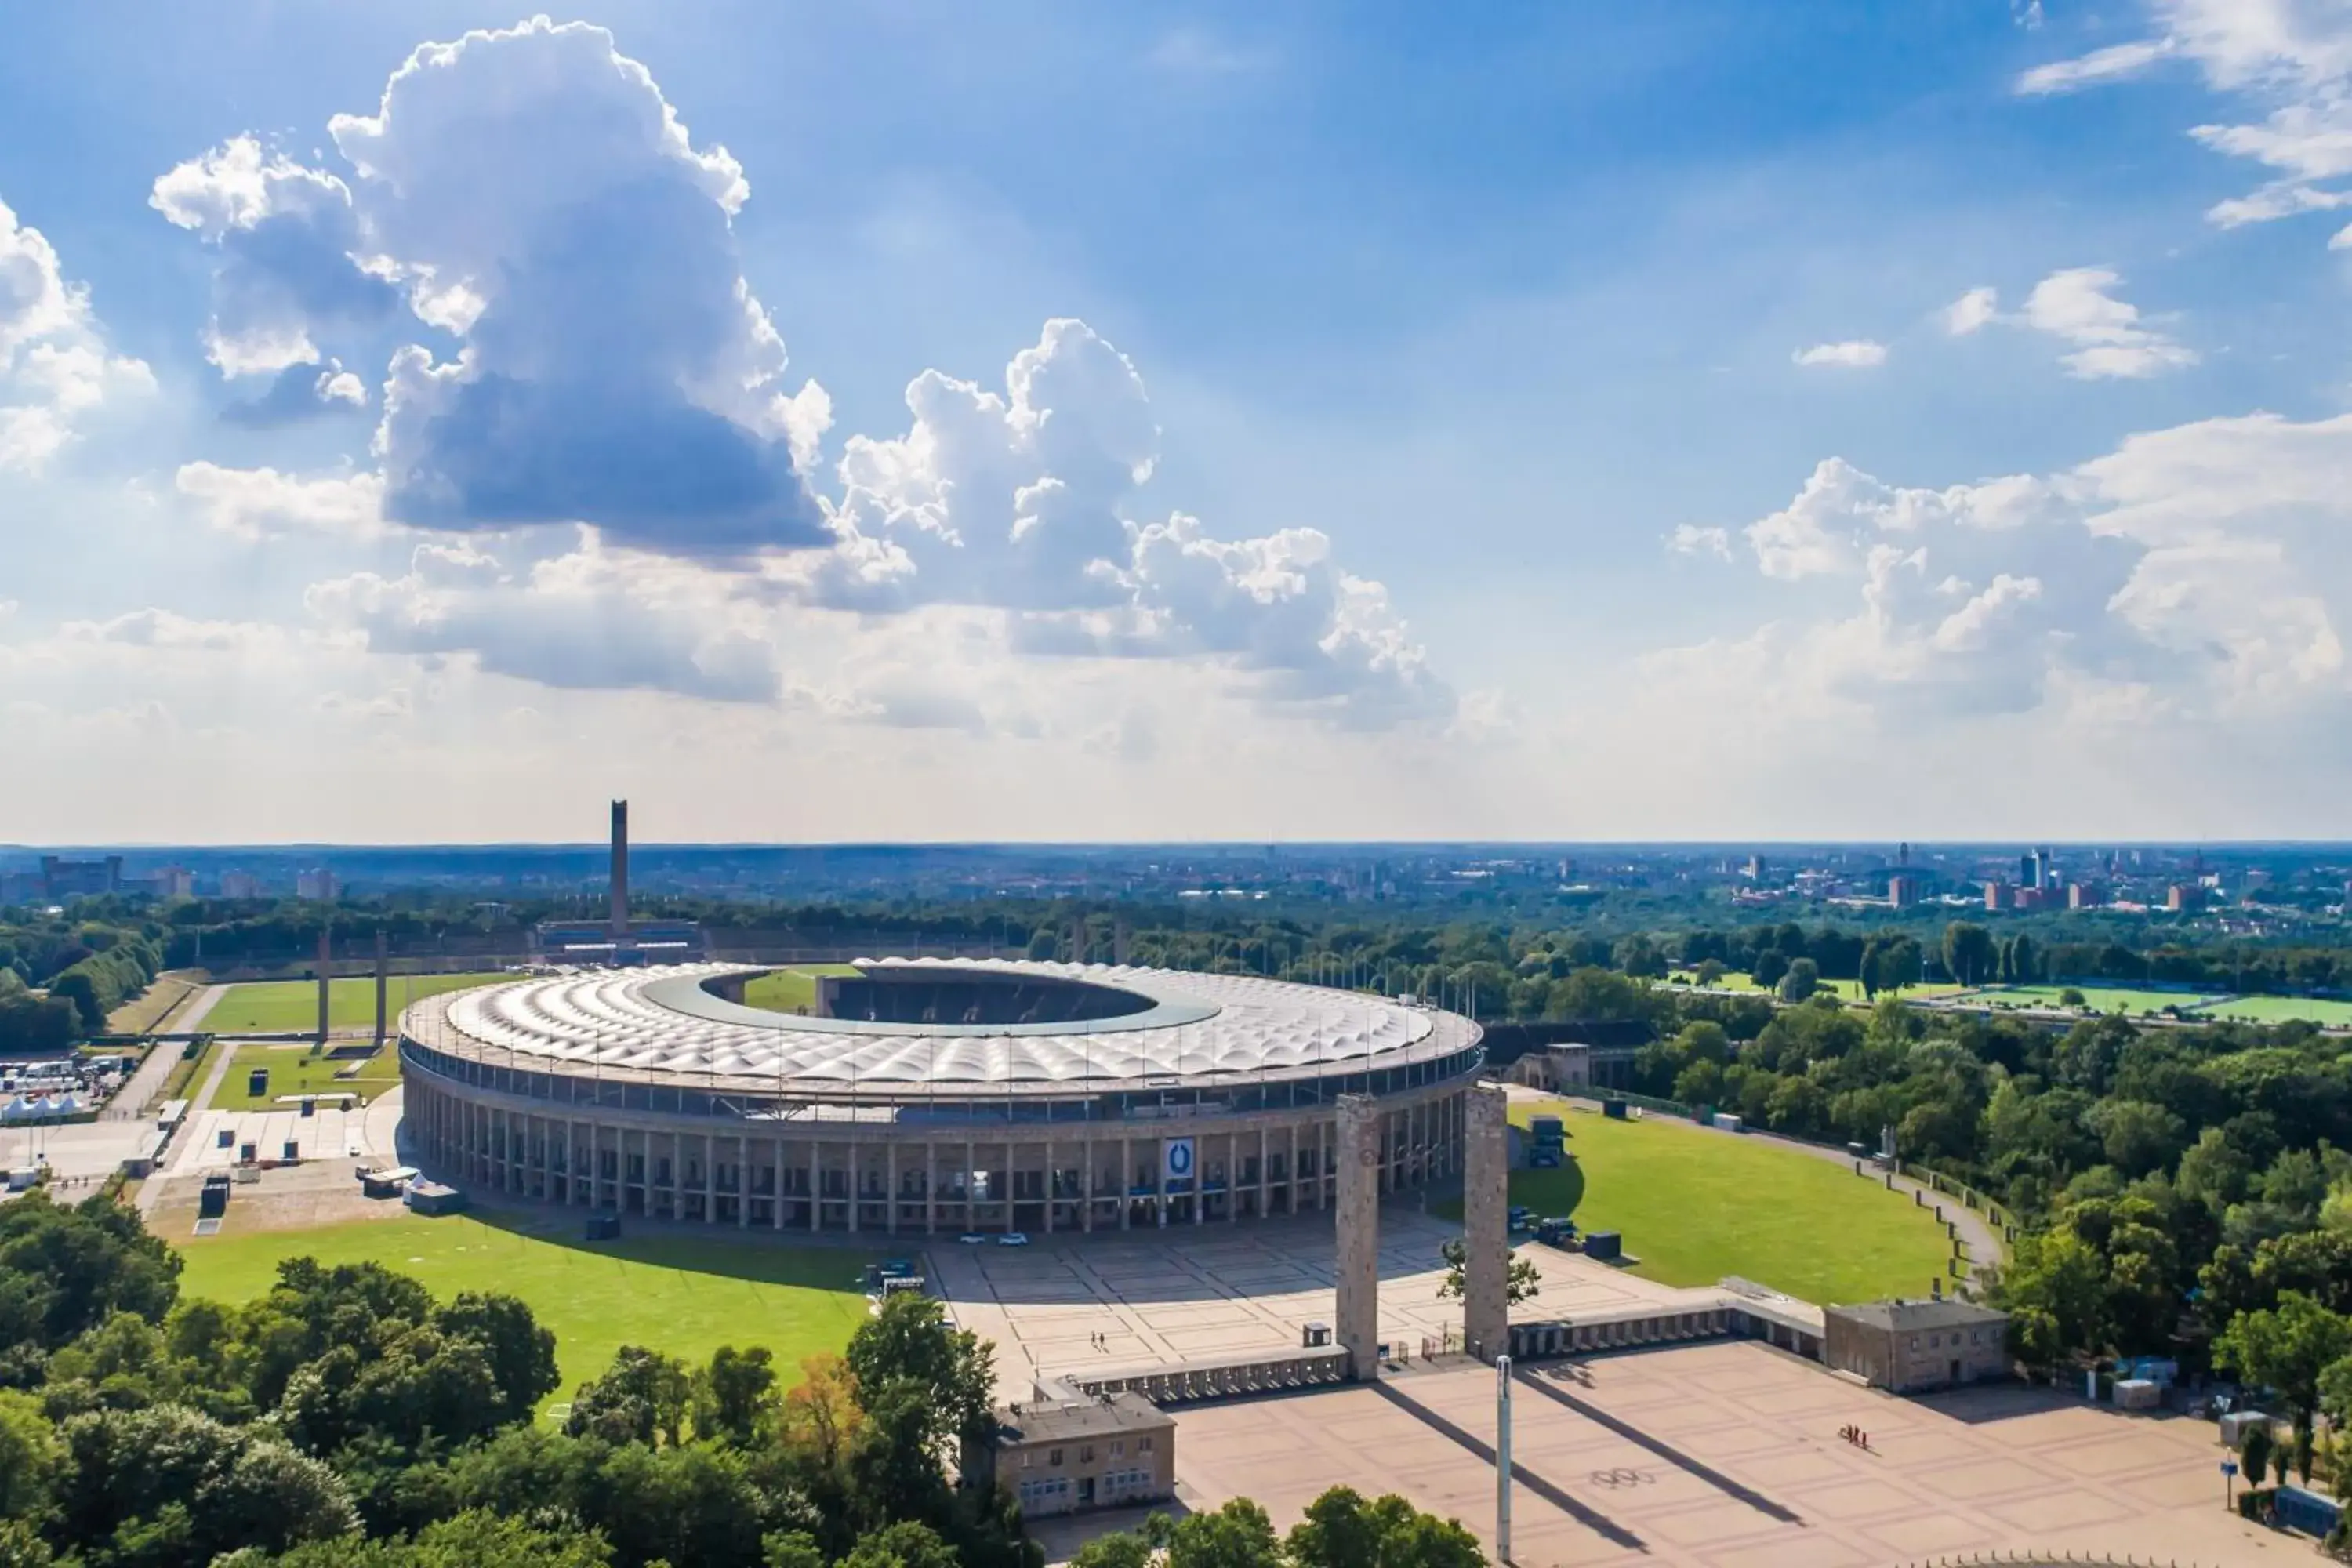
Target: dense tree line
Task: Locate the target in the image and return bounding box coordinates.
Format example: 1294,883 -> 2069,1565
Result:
0,1195 -> 1481,1567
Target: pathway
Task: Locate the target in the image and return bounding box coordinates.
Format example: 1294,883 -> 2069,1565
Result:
104,984 -> 223,1122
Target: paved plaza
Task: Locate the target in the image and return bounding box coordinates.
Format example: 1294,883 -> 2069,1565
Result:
1047,1345 -> 2272,1567
929,1207 -> 1743,1402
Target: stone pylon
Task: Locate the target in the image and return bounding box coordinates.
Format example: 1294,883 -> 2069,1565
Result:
1335,1093 -> 1382,1381
1464,1083 -> 1511,1362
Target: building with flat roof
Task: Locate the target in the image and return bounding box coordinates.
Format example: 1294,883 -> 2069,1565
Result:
984,1392 -> 1174,1517
1823,1298 -> 2008,1393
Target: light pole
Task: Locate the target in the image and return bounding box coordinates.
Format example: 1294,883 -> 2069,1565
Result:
1496,1354 -> 1514,1564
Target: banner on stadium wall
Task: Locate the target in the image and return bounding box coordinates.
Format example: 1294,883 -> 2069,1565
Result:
1162,1137 -> 1196,1185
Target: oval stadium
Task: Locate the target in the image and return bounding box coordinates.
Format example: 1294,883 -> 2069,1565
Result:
397,958 -> 1485,1235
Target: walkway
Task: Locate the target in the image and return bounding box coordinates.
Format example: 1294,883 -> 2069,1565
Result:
103,984 -> 223,1122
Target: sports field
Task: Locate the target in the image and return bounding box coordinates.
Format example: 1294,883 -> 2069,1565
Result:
173,1214 -> 878,1404
740,964 -> 862,1015
1969,984 -> 2223,1016
1664,971 -> 1969,1003
2187,994 -> 2352,1027
205,1042 -> 402,1111
202,971 -> 512,1034
1480,1100 -> 1951,1305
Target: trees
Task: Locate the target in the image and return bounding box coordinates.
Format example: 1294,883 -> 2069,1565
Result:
1940,924 -> 1998,988
1435,1240 -> 1541,1307
565,1346 -> 693,1448
1750,949 -> 1791,992
2215,1293 -> 2352,1446
1286,1486 -> 1483,1568
55,1403 -> 359,1565
0,1191 -> 183,1352
693,1345 -> 780,1448
1777,958 -> 1820,1004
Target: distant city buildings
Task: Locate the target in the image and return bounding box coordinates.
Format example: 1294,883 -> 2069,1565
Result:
1887,873 -> 1920,910
40,855 -> 122,899
220,871 -> 262,899
295,868 -> 341,902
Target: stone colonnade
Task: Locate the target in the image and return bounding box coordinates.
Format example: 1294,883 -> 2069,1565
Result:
401,1067 -> 1470,1236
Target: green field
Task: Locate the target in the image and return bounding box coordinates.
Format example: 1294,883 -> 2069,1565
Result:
740,964 -> 862,1016
1477,1101 -> 1953,1305
2187,994 -> 2352,1027
1664,971 -> 1969,1003
174,1215 -> 878,1406
205,1042 -> 402,1111
202,971 -> 512,1034
1969,984 -> 2222,1016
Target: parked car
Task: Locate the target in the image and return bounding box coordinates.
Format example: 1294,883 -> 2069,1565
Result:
996,1231 -> 1030,1246
959,1232 -> 989,1244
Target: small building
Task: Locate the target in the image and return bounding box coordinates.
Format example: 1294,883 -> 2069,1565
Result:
403,1178 -> 466,1216
1823,1298 -> 2009,1393
983,1393 -> 1175,1517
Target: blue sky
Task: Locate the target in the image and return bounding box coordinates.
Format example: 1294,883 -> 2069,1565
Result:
2,2 -> 2349,842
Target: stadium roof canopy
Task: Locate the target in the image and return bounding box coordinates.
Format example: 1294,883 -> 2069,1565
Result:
405,959 -> 1477,1095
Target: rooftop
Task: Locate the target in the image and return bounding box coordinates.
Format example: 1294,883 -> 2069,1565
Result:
1828,1298 -> 2007,1331
994,1392 -> 1172,1446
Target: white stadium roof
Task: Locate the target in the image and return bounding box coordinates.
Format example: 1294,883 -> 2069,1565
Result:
403,959 -> 1478,1096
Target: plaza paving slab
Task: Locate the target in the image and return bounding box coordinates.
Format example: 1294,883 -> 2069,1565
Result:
1134,1346 -> 2274,1568
927,1207 -> 1722,1402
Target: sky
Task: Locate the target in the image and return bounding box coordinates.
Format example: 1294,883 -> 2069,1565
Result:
2,0 -> 2350,844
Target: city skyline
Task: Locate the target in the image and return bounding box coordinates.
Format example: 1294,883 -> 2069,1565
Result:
3,2 -> 2350,842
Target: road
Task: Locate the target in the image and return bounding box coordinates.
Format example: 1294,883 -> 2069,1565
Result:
102,984 -> 224,1122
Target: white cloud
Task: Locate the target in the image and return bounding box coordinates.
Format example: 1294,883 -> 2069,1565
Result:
219,358 -> 369,428
1714,408 -> 2352,724
805,318 -> 1450,727
2021,267 -> 2198,378
0,196 -> 152,472
2015,37 -> 2180,94
174,462 -> 387,540
1666,524 -> 1732,560
2016,2 -> 2352,242
1791,339 -> 1888,368
1942,285 -> 2001,336
307,539 -> 783,704
154,18 -> 829,555
1944,269 -> 2195,379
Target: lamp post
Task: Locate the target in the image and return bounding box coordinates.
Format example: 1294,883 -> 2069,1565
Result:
1496,1354 -> 1514,1564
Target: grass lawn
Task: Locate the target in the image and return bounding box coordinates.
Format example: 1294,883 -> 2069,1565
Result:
1662,971 -> 1969,1004
173,1214 -> 880,1405
740,964 -> 863,1016
205,1042 -> 403,1111
2187,994 -> 2352,1028
1973,984 -> 2221,1016
204,971 -> 512,1034
107,972 -> 201,1034
1463,1101 -> 1952,1306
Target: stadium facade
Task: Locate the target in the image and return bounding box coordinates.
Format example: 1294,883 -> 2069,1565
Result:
397,958 -> 1484,1235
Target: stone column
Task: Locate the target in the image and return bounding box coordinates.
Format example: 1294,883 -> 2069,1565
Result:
1335,1094 -> 1382,1381
1463,1083 -> 1511,1363
886,1142 -> 898,1236
808,1141 -> 821,1232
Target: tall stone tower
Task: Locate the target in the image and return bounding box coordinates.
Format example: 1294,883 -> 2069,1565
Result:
608,799 -> 630,936
1334,1094 -> 1383,1381
1463,1083 -> 1512,1362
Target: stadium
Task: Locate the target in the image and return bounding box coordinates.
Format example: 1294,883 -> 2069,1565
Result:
397,958 -> 1486,1235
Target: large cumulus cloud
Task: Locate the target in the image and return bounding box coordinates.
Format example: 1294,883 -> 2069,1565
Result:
0,195 -> 152,473
1719,412 -> 2352,720
153,21 -> 1446,728
809,319 -> 1450,726
153,17 -> 829,556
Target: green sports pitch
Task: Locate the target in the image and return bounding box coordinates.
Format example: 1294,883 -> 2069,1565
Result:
200,971 -> 512,1034
1455,1100 -> 1956,1306
739,964 -> 863,1016
173,1215 -> 879,1407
